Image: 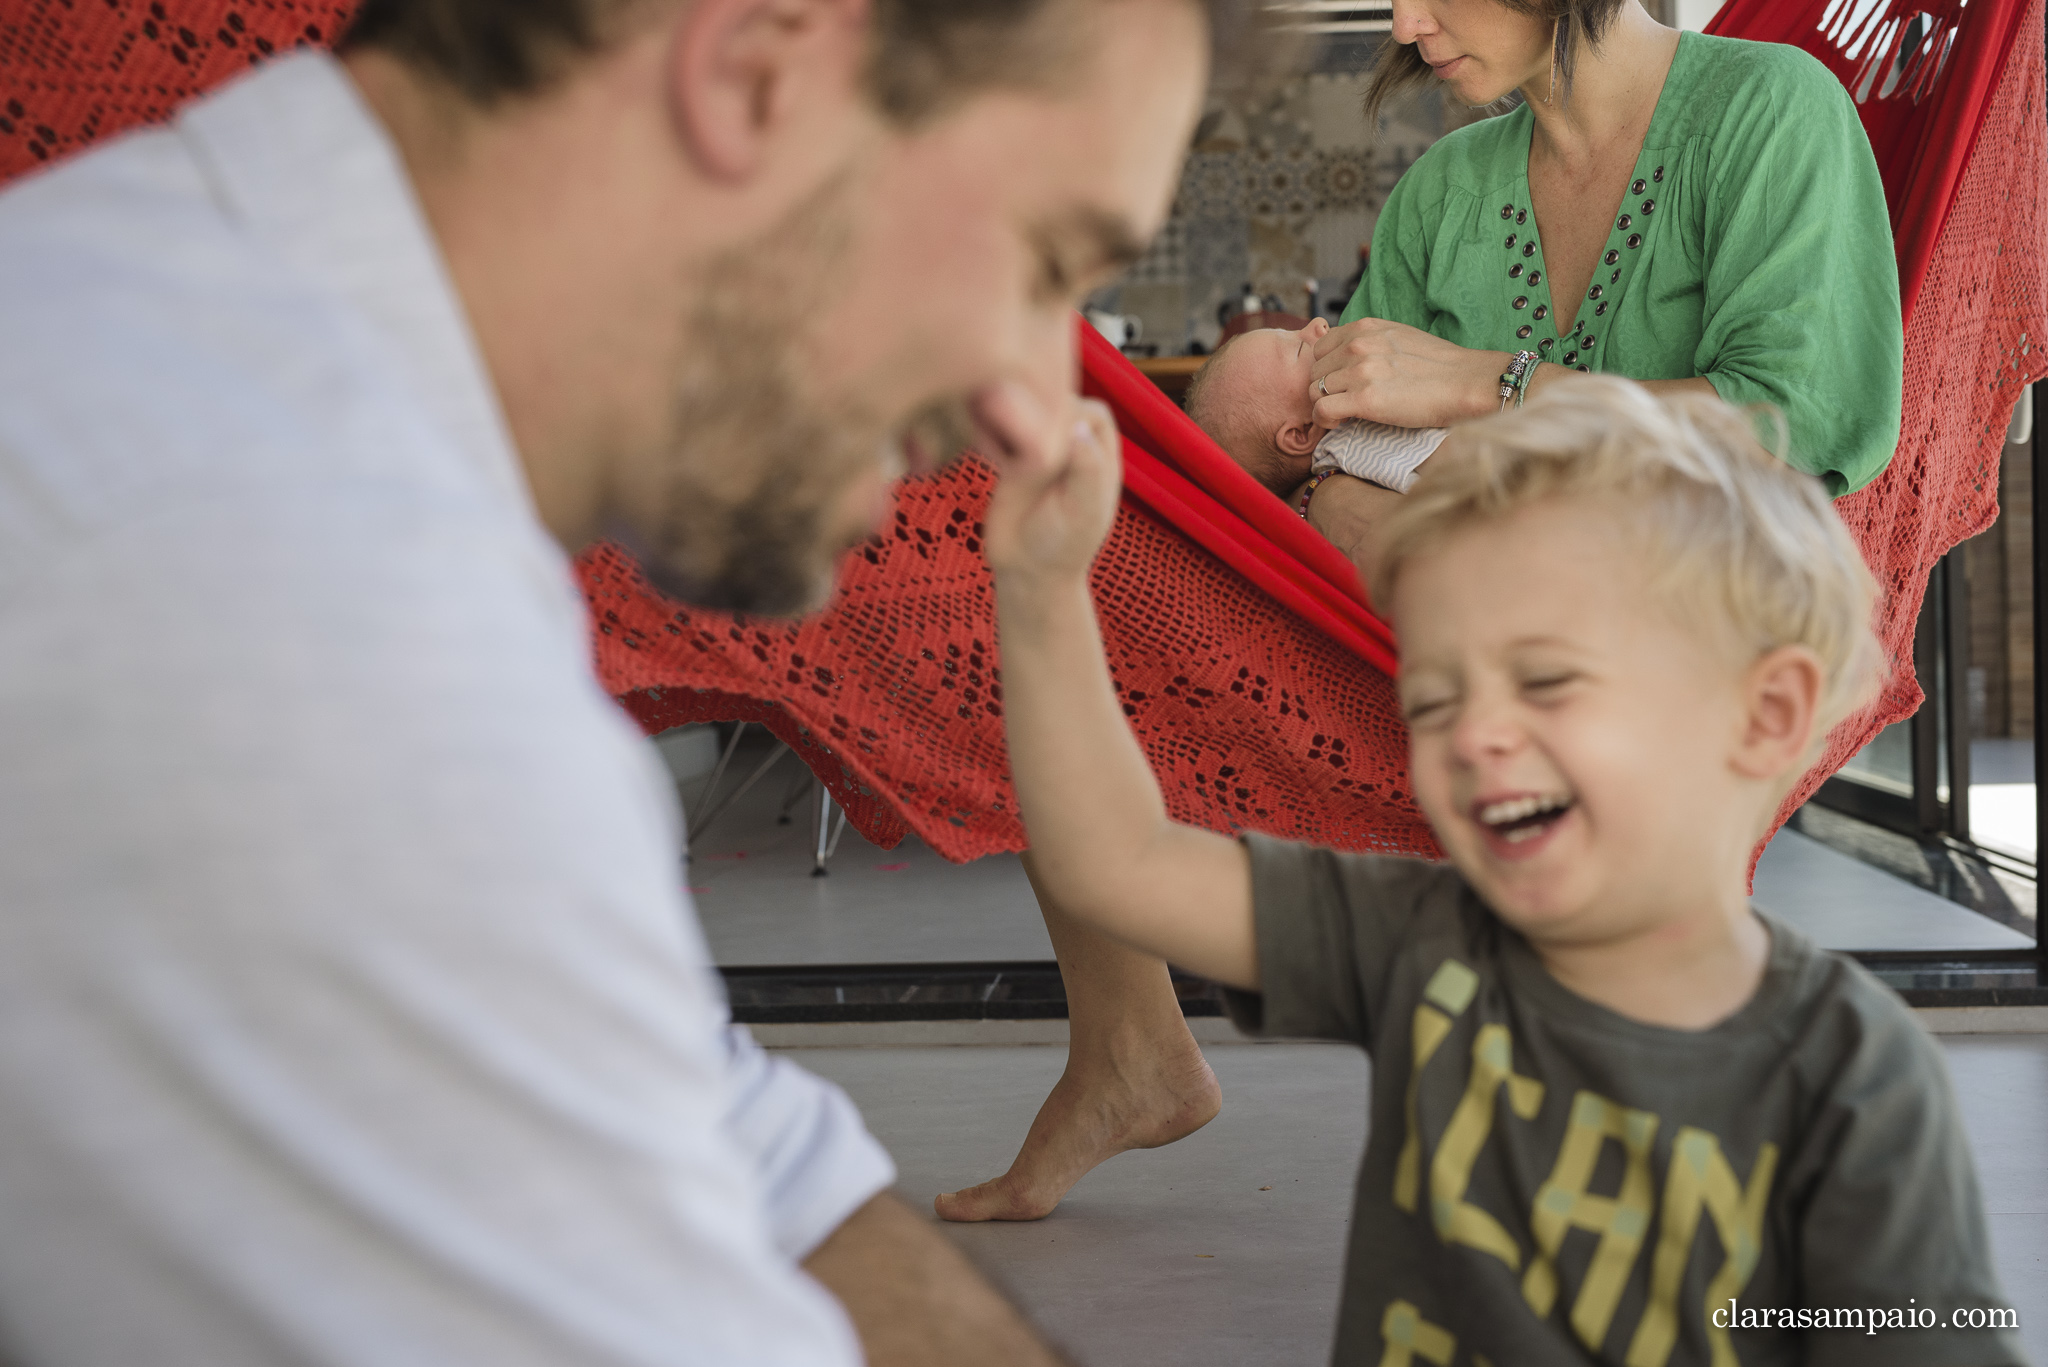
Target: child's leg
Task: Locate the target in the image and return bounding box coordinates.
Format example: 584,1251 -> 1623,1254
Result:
933,854 -> 1220,1223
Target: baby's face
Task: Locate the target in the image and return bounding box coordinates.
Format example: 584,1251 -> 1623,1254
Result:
1390,497 -> 1758,947
1220,320 -> 1328,430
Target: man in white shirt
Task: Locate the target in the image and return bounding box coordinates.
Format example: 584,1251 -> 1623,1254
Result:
0,0 -> 1227,1362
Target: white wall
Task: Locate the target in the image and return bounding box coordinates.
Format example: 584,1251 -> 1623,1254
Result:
655,724 -> 722,784
1675,0 -> 1727,30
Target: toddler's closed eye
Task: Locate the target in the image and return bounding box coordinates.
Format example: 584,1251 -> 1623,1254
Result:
1401,695 -> 1456,727
1519,673 -> 1578,699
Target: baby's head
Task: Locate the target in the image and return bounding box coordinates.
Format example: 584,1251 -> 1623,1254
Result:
1370,376 -> 1881,946
1185,319 -> 1330,495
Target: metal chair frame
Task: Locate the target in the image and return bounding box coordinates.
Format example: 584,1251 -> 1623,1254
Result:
686,722 -> 848,875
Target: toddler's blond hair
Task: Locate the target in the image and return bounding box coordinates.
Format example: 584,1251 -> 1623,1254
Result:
1371,375 -> 1884,740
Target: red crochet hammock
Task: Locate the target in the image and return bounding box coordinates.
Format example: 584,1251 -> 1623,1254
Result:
2,0 -> 2042,862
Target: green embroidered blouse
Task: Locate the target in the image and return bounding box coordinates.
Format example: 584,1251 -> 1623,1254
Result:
1341,32 -> 1903,496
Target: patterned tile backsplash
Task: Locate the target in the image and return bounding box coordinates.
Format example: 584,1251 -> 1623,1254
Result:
1090,40 -> 1486,356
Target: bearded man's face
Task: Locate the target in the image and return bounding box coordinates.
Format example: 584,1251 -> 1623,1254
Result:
622,173 -> 895,616
617,0 -> 1206,617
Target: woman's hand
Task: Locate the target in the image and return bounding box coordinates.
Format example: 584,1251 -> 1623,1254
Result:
1309,317 -> 1506,429
977,382 -> 1122,587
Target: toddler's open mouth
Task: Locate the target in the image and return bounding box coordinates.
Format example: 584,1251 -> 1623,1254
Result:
1473,792 -> 1575,845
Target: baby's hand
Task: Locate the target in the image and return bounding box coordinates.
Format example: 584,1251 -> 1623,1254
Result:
977,381 -> 1121,585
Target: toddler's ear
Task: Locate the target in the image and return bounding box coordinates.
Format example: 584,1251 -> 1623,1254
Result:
1274,418 -> 1320,458
1732,645 -> 1823,781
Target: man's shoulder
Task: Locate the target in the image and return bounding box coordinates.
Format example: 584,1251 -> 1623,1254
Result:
0,115 -> 285,337
0,119 -> 475,547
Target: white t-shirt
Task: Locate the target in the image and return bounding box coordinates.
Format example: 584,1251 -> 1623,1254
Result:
0,52 -> 889,1367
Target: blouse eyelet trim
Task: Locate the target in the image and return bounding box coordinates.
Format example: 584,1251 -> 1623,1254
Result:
1498,160 -> 1667,373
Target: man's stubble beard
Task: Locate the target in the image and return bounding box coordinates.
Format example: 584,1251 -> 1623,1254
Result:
630,172 -> 891,618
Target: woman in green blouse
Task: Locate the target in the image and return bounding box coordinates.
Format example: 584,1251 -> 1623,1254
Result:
1305,0 -> 1902,565
939,0 -> 1903,1230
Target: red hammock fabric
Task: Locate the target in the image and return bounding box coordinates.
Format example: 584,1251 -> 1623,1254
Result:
0,3 -> 355,172
585,322 -> 1433,861
1724,0 -> 2048,838
3,0 -> 2043,863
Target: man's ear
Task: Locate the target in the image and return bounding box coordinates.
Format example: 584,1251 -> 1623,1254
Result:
1731,644 -> 1824,781
670,0 -> 869,183
1274,417 -> 1321,458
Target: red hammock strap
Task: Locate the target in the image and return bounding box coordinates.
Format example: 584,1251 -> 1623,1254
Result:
1077,322 -> 1400,674
1080,325 -> 1378,612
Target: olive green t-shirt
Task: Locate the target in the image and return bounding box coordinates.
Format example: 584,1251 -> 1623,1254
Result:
1227,835 -> 2026,1367
1342,32 -> 1903,496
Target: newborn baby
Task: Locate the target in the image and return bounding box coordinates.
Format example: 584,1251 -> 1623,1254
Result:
1184,319 -> 1447,500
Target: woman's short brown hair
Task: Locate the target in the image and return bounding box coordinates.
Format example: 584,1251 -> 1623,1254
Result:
1361,0 -> 1631,125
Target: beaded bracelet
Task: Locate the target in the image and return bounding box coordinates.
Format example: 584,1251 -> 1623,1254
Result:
1497,350 -> 1541,410
1297,468 -> 1341,520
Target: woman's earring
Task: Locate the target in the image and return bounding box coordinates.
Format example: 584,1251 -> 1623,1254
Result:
1548,16 -> 1567,105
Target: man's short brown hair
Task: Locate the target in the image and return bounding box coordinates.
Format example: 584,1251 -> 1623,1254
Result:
341,0 -> 1273,120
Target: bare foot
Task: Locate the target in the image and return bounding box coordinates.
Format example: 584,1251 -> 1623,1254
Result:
934,1033 -> 1221,1222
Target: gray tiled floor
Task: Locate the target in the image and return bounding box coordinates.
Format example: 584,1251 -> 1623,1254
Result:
800,1042 -> 1364,1366
1949,1036 -> 2048,1343
797,1036 -> 2048,1367
684,748 -> 1051,966
1752,829 -> 2034,951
